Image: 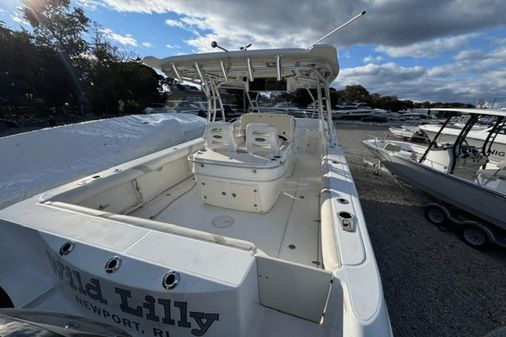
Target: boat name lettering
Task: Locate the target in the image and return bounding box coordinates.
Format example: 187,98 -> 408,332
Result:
47,251 -> 108,304
489,148 -> 505,157
116,287 -> 219,336
47,252 -> 220,336
74,295 -> 143,333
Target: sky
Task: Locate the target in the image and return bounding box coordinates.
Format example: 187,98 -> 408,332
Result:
1,0 -> 506,107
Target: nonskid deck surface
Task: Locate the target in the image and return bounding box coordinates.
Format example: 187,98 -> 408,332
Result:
129,152 -> 322,267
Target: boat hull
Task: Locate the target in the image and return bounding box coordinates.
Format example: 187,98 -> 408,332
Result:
380,151 -> 506,230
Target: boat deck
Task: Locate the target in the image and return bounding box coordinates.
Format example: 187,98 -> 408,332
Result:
129,152 -> 323,268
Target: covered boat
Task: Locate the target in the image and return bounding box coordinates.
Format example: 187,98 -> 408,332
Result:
0,44 -> 392,336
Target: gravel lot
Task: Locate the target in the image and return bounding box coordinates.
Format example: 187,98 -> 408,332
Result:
335,122 -> 506,337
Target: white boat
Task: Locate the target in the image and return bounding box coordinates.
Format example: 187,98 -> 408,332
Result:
419,119 -> 506,164
364,108 -> 506,248
0,44 -> 392,336
332,103 -> 374,119
388,125 -> 424,140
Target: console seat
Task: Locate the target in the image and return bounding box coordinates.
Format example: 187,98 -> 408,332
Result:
189,114 -> 295,213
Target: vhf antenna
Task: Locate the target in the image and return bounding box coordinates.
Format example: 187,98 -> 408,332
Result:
240,43 -> 252,51
307,11 -> 366,49
211,41 -> 228,52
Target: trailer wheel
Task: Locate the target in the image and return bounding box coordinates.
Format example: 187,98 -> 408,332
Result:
424,204 -> 447,226
460,226 -> 490,249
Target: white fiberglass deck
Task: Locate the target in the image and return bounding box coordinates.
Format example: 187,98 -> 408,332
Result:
129,151 -> 322,267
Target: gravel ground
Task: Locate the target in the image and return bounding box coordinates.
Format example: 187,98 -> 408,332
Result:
335,122 -> 506,337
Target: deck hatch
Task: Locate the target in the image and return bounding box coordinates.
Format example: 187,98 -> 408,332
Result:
256,255 -> 333,322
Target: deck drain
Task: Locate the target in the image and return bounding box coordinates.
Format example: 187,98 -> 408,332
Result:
212,215 -> 235,228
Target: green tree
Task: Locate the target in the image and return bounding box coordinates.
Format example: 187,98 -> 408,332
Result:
0,22 -> 76,118
22,0 -> 90,113
339,85 -> 370,104
22,0 -> 89,60
87,61 -> 167,115
291,88 -> 313,108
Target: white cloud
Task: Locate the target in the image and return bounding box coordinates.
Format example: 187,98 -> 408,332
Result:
180,16 -> 209,30
165,19 -> 185,28
75,0 -> 100,10
142,42 -> 153,48
376,34 -> 477,58
363,55 -> 384,63
100,28 -> 138,47
338,46 -> 506,106
454,49 -> 483,62
165,43 -> 181,49
100,0 -> 506,106
102,0 -> 506,51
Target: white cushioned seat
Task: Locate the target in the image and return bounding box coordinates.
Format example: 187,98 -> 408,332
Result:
246,123 -> 280,157
205,121 -> 237,152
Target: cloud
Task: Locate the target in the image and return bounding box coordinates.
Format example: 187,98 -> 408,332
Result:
338,46 -> 506,105
165,43 -> 181,49
101,0 -> 506,106
179,16 -> 209,30
100,28 -> 138,47
141,42 -> 153,48
102,0 -> 506,51
75,0 -> 100,10
376,34 -> 477,58
363,55 -> 384,63
165,18 -> 185,28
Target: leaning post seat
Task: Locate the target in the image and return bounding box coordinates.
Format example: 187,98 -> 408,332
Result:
246,123 -> 280,157
205,121 -> 237,151
190,115 -> 295,213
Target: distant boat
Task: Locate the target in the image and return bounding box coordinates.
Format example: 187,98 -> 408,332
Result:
332,103 -> 374,119
389,125 -> 426,140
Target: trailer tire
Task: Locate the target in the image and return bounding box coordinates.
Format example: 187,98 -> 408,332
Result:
460,225 -> 490,249
424,204 -> 447,226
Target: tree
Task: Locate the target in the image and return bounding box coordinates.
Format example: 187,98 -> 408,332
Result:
22,0 -> 89,60
87,61 -> 167,115
22,0 -> 90,113
339,85 -> 370,104
291,88 -> 313,108
88,22 -> 120,66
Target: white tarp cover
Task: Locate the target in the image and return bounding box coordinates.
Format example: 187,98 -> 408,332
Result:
0,113 -> 206,209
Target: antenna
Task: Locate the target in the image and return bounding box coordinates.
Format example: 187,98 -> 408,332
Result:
211,41 -> 229,52
240,43 -> 252,51
307,11 -> 366,49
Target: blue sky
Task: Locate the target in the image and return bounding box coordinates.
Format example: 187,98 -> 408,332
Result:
2,0 -> 505,106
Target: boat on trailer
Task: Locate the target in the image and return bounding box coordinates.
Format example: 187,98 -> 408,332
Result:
363,108 -> 506,249
0,44 -> 392,336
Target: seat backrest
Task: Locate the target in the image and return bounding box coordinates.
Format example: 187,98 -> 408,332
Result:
205,122 -> 237,152
246,123 -> 279,157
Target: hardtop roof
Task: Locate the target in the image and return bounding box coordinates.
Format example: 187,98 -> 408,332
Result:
433,108 -> 506,118
143,44 -> 339,86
